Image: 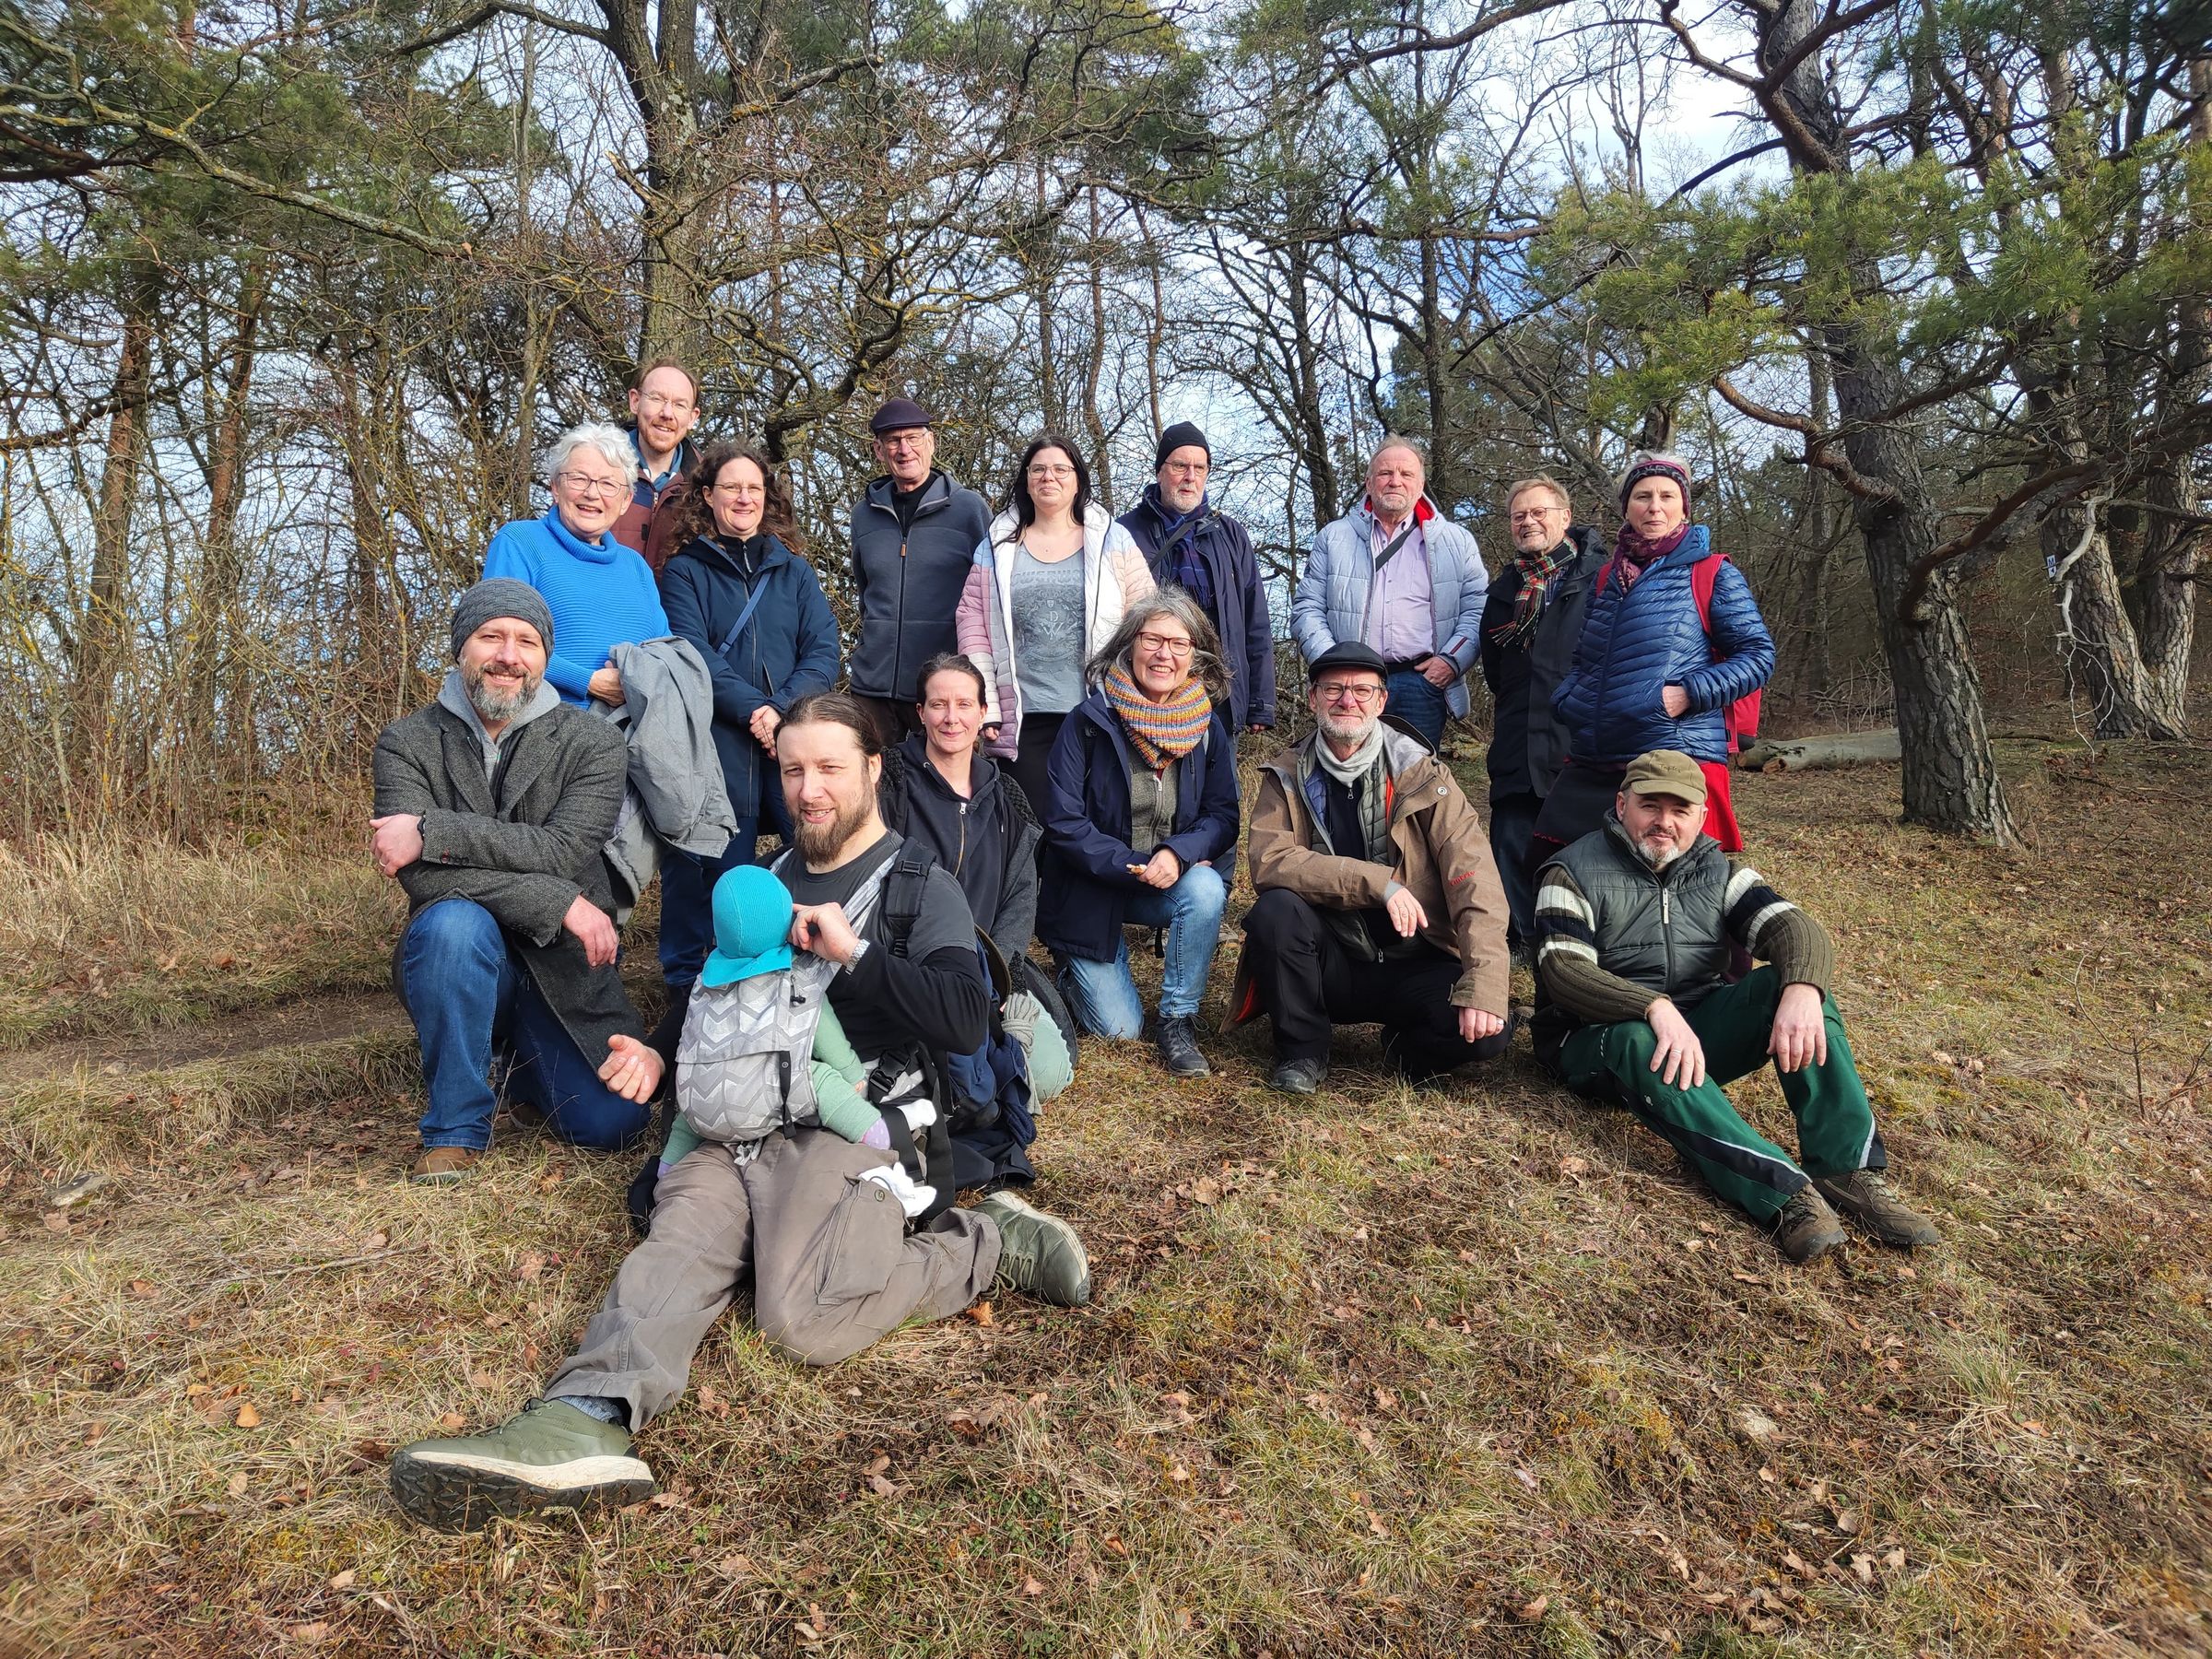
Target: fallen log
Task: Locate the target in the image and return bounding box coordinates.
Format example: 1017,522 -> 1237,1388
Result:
1736,730 -> 1901,772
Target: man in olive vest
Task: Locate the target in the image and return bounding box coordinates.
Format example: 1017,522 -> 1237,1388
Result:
1534,749 -> 1939,1264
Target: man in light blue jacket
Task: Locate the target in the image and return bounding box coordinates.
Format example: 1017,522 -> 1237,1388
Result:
1290,436 -> 1488,749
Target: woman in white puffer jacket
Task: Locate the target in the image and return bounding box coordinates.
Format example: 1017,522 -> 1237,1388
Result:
955,429 -> 1155,815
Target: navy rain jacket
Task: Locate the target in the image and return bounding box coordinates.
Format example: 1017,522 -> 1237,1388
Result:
657,533 -> 841,812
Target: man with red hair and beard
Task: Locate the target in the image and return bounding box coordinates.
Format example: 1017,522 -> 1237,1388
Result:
388,692 -> 1090,1533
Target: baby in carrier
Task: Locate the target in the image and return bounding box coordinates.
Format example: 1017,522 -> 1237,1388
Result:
656,864 -> 936,1216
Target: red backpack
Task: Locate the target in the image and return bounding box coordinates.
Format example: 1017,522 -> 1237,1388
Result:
1689,553 -> 1762,756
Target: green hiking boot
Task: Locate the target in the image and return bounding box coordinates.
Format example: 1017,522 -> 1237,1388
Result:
1771,1187 -> 1848,1265
387,1398 -> 654,1532
980,1192 -> 1091,1308
1815,1170 -> 1940,1249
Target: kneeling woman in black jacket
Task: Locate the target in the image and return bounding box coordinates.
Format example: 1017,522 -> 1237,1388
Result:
876,653 -> 1040,956
1038,589 -> 1240,1080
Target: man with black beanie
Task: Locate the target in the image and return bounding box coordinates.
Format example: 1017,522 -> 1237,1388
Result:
371,579 -> 658,1184
1116,421 -> 1277,733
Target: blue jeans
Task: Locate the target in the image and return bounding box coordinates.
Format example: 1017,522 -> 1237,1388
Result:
400,900 -> 651,1153
1057,863 -> 1227,1038
1385,668 -> 1449,750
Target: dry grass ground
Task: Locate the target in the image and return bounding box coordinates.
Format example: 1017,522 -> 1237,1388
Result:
1,735 -> 2207,1656
0,830 -> 403,1053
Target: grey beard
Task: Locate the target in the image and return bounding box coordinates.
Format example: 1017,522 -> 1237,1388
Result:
465,662 -> 538,724
1316,710 -> 1376,748
1633,836 -> 1684,870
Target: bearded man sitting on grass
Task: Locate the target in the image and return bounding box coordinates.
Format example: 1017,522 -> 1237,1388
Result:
371,579 -> 661,1184
1533,748 -> 1940,1264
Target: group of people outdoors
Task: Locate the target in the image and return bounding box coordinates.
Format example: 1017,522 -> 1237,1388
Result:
370,359 -> 1940,1534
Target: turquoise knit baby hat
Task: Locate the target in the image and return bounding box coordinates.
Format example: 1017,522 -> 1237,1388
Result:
700,865 -> 797,987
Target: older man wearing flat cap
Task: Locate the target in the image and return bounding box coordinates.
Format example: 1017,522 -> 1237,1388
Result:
847,397 -> 994,745
1533,749 -> 1940,1264
1227,641 -> 1513,1095
371,579 -> 661,1184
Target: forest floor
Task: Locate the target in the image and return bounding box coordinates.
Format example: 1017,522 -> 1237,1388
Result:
2,724 -> 2208,1658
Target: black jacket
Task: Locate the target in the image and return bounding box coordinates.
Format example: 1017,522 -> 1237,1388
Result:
1477,524 -> 1604,800
877,735 -> 1041,954
1118,488 -> 1278,731
847,469 -> 994,702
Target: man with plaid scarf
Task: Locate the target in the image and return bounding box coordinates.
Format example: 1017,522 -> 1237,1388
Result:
1227,643 -> 1515,1094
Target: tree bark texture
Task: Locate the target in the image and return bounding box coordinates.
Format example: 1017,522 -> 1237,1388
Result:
1753,0 -> 2016,841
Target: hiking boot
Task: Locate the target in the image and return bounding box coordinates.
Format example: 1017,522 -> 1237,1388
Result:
410,1146 -> 481,1185
387,1398 -> 654,1532
1155,1016 -> 1210,1078
1771,1187 -> 1848,1265
1815,1170 -> 1940,1249
1268,1055 -> 1329,1096
980,1192 -> 1091,1307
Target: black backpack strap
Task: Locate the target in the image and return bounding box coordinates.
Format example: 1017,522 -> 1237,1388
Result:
879,842 -> 938,959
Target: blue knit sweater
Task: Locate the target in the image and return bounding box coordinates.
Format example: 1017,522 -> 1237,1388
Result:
482,511 -> 671,704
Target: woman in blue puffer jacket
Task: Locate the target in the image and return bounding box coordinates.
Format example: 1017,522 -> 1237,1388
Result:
1528,451 -> 1774,867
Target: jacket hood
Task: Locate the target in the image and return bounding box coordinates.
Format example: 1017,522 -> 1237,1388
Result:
987,499 -> 1118,550
1357,493 -> 1442,538
894,731 -> 1009,808
437,665 -> 562,758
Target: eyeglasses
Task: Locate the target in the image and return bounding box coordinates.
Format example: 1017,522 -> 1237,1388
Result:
1027,465 -> 1076,481
554,472 -> 626,499
1509,506 -> 1565,523
1135,632 -> 1194,659
1317,682 -> 1382,704
1162,461 -> 1208,477
636,392 -> 695,413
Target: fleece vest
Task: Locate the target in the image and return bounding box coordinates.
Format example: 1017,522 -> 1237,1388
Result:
1547,821 -> 1733,1009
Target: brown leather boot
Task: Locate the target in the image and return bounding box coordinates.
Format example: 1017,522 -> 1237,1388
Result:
1815,1170 -> 1940,1249
410,1146 -> 482,1185
1771,1187 -> 1847,1264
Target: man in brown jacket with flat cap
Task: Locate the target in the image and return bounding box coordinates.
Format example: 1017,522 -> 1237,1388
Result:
1228,641 -> 1514,1094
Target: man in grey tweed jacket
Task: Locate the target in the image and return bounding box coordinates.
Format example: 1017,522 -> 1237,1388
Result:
371,579 -> 661,1184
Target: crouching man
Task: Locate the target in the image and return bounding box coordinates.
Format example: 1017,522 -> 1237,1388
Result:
1228,642 -> 1513,1093
388,693 -> 1089,1532
371,579 -> 659,1183
1534,748 -> 1939,1263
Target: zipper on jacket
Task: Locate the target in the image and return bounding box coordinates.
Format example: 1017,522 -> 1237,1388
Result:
956,799 -> 969,874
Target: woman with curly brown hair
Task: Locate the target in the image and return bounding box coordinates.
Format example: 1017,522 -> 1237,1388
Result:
654,441 -> 841,988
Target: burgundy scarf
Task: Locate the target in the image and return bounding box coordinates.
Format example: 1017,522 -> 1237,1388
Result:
1606,522 -> 1690,593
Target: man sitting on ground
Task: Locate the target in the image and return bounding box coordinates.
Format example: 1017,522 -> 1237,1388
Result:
1533,749 -> 1940,1263
1229,641 -> 1513,1093
371,579 -> 659,1183
387,693 -> 1090,1532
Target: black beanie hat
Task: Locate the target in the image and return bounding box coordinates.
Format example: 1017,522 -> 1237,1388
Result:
1154,421 -> 1210,472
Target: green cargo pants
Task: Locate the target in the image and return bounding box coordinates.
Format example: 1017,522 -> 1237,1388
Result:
1559,967 -> 1883,1221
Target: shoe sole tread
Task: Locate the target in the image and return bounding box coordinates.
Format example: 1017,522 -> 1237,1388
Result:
389,1448 -> 654,1533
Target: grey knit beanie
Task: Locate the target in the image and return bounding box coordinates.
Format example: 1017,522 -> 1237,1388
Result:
451,577 -> 555,660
